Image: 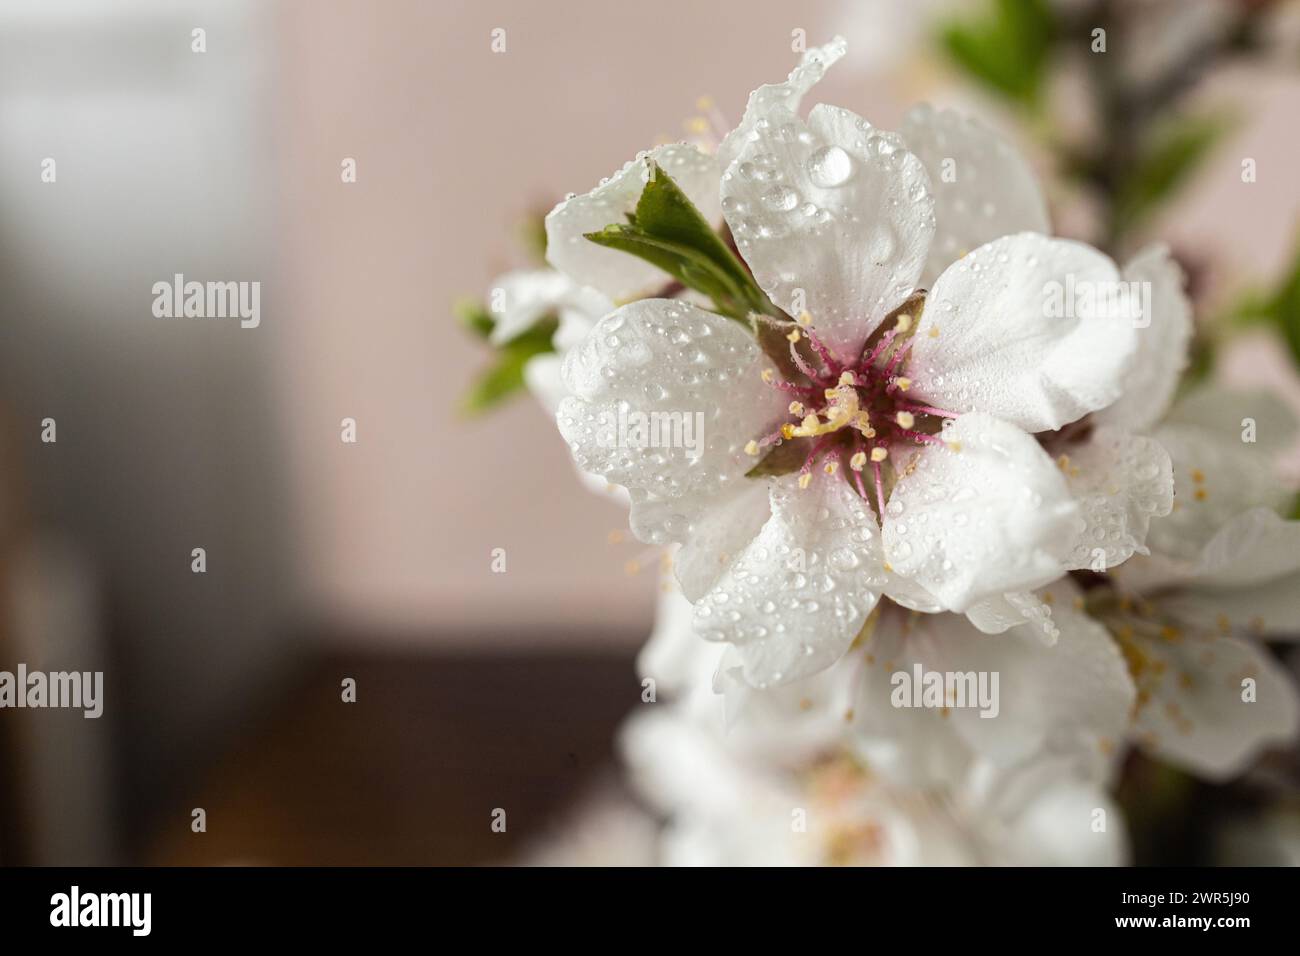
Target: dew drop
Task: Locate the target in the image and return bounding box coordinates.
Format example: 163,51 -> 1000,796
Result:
808,145 -> 853,188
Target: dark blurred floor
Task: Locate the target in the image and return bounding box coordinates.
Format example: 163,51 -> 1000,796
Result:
144,645 -> 641,865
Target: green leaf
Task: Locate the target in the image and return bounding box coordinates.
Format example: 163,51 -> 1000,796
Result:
454,298 -> 495,339
938,0 -> 1053,107
1269,232 -> 1300,370
460,316 -> 557,414
584,162 -> 779,320
1114,113 -> 1232,234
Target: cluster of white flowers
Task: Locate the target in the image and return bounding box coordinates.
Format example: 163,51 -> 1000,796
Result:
489,38 -> 1300,865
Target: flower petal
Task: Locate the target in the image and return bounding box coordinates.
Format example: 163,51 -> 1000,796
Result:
899,104 -> 1050,287
545,144 -> 722,302
882,413 -> 1078,612
557,299 -> 787,545
714,36 -> 847,173
693,471 -> 887,687
674,480 -> 772,601
1092,245 -> 1193,432
1122,625 -> 1299,780
964,591 -> 1060,640
486,270 -> 611,346
908,233 -> 1139,432
1061,427 -> 1174,572
1143,509 -> 1300,638
938,580 -> 1135,777
1144,386 -> 1298,562
722,103 -> 935,360
844,612 -> 973,789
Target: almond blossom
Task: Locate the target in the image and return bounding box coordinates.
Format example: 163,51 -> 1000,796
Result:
552,41 -> 1150,687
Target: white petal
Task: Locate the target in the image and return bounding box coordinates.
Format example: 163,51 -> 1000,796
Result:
486,270 -> 568,345
844,612 -> 973,789
714,36 -> 847,174
882,413 -> 1078,612
909,233 -> 1139,432
674,480 -> 771,601
1092,245 -> 1193,432
1062,427 -> 1174,572
636,569 -> 713,697
722,103 -> 935,360
965,591 -> 1060,640
981,761 -> 1130,866
896,586 -> 1134,778
1144,386 -> 1297,562
557,299 -> 787,546
486,270 -> 612,346
522,354 -> 568,414
545,144 -> 722,302
1124,627 -> 1299,780
693,472 -> 886,687
712,645 -> 864,767
899,104 -> 1050,287
1146,509 -> 1300,638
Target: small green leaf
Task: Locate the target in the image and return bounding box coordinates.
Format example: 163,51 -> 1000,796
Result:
455,298 -> 495,339
1114,113 -> 1232,234
460,316 -> 557,414
584,162 -> 780,320
1269,232 -> 1300,370
938,0 -> 1053,107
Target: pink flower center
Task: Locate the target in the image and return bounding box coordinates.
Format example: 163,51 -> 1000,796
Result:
748,312 -> 957,515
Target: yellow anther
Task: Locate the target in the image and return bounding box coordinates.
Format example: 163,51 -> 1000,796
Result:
744,439 -> 760,456
798,472 -> 812,489
838,371 -> 856,387
696,95 -> 715,111
895,411 -> 915,429
928,325 -> 940,338
1216,614 -> 1231,633
607,529 -> 625,544
850,451 -> 867,471
824,461 -> 839,475
761,368 -> 775,383
787,328 -> 802,343
1190,469 -> 1205,484
894,314 -> 912,333
801,413 -> 819,431
895,377 -> 911,391
796,311 -> 813,327
1160,625 -> 1182,643
946,440 -> 962,452
685,117 -> 709,134
780,423 -> 796,440
1194,487 -> 1208,501
1057,454 -> 1072,471
788,401 -> 805,416
870,447 -> 888,463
